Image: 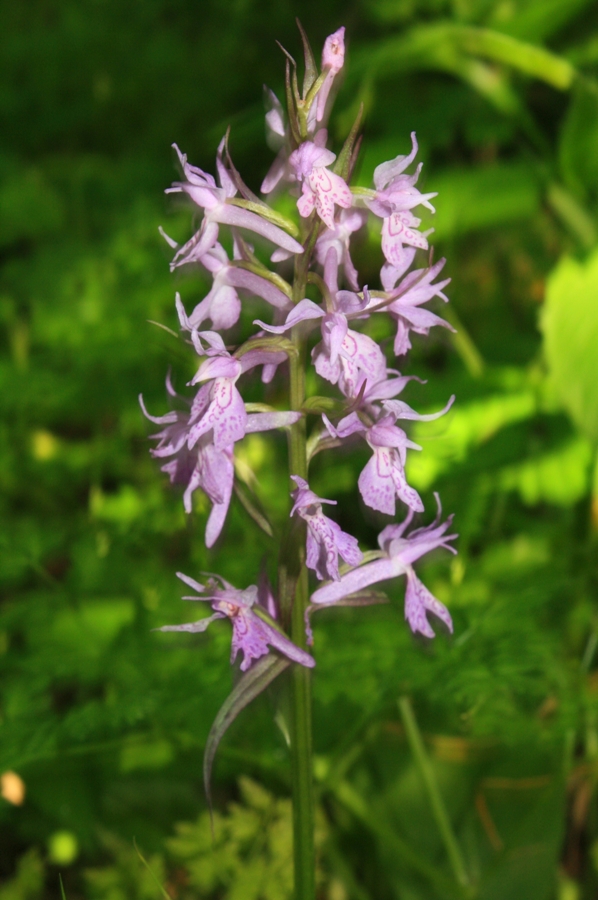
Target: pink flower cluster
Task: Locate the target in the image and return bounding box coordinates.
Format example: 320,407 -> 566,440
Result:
145,25 -> 457,670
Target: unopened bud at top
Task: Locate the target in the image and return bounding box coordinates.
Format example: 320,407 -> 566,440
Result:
322,27 -> 345,73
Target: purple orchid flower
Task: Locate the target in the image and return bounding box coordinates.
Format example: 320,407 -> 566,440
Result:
316,26 -> 346,122
312,311 -> 386,397
364,133 -> 436,265
315,210 -> 366,293
375,251 -> 454,355
254,294 -> 385,398
290,476 -> 362,581
323,393 -> 454,515
159,573 -> 315,671
166,140 -> 303,265
140,363 -> 301,546
261,88 -> 291,196
289,138 -> 352,229
311,496 -> 456,638
186,332 -> 295,450
170,243 -> 290,333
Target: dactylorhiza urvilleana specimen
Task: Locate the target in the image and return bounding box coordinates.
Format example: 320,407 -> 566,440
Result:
141,22 -> 456,900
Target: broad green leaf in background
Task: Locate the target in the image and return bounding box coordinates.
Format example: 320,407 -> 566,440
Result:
559,82 -> 598,200
541,248 -> 598,445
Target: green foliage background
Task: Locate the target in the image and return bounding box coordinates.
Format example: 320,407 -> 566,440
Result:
2,0 -> 598,897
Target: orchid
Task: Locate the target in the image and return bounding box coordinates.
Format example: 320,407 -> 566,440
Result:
363,133 -> 437,265
140,366 -> 300,546
324,393 -> 454,515
378,253 -> 453,355
316,209 -> 366,292
289,139 -> 352,229
142,24 -> 457,897
162,240 -> 290,332
290,476 -> 362,581
159,573 -> 315,671
166,140 -> 303,266
311,498 -> 456,638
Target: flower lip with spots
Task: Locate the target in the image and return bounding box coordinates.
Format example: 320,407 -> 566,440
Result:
290,476 -> 362,581
289,139 -> 353,229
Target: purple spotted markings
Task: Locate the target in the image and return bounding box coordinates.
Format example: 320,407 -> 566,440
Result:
289,139 -> 352,229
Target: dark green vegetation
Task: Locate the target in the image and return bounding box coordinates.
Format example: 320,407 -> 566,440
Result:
2,0 -> 598,897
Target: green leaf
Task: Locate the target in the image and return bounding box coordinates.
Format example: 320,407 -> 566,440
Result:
487,0 -> 595,43
296,18 -> 318,97
407,389 -> 537,489
234,334 -> 298,360
233,480 -> 274,538
360,23 -> 576,91
457,27 -> 576,89
498,435 -> 593,506
301,395 -> 345,415
542,249 -> 598,444
559,82 -> 598,199
227,198 -> 300,238
204,655 -> 290,815
333,104 -> 364,183
425,162 -> 541,240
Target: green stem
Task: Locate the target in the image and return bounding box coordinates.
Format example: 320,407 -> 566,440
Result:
286,228 -> 316,900
398,696 -> 471,893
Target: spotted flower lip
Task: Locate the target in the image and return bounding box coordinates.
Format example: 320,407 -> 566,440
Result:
157,572 -> 315,671
290,476 -> 362,581
323,409 -> 424,515
362,133 -> 437,264
289,139 -> 352,229
310,496 -> 456,638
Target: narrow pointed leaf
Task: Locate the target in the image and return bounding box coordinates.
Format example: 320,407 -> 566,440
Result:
301,395 -> 346,415
296,18 -> 318,97
283,57 -> 301,145
133,840 -> 172,900
204,654 -> 291,813
303,70 -> 327,110
230,259 -> 292,299
233,480 -> 274,538
235,334 -> 298,360
333,103 -> 364,182
228,198 -> 300,238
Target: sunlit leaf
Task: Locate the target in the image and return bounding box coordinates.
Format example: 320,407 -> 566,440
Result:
542,248 -> 598,444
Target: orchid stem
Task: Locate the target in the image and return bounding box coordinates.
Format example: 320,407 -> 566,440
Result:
287,238 -> 316,899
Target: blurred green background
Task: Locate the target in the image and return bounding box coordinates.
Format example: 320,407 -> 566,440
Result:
2,0 -> 598,897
